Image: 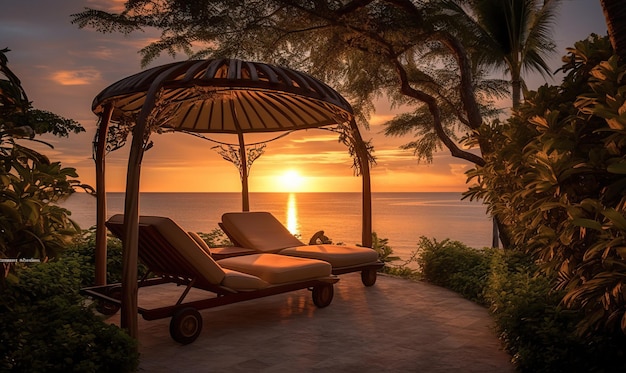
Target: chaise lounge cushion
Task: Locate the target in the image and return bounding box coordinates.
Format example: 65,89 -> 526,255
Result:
106,215 -> 334,292
188,231 -> 212,256
108,214 -> 226,285
217,254 -> 331,285
221,211 -> 380,268
280,245 -> 379,268
221,211 -> 304,252
221,268 -> 270,291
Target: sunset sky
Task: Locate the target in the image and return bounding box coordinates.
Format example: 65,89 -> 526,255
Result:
1,0 -> 608,193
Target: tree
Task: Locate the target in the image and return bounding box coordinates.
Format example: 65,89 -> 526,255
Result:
72,0 -> 507,166
449,0 -> 561,108
1,48 -> 90,279
600,0 -> 626,61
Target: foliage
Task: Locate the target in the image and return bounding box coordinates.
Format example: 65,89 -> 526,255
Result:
0,144 -> 84,260
194,228 -> 232,248
486,250 -> 626,373
0,259 -> 139,372
416,236 -> 495,304
464,34 -> 626,336
447,0 -> 562,107
0,48 -> 89,278
71,0 -> 510,168
416,239 -> 626,372
369,232 -> 421,279
63,228 -> 149,286
370,231 -> 400,263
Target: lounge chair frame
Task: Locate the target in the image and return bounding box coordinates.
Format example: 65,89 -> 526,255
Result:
81,220 -> 338,344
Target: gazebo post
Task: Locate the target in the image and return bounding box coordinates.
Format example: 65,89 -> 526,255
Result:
119,125 -> 144,341
94,104 -> 113,286
120,83 -> 161,342
349,119 -> 372,248
238,132 -> 250,211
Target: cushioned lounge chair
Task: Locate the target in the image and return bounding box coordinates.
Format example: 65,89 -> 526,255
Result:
81,214 -> 338,344
220,211 -> 384,286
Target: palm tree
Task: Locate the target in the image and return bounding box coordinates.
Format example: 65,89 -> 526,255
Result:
600,0 -> 626,61
445,0 -> 561,247
454,0 -> 561,108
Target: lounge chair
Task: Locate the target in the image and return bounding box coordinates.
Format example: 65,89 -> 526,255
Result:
220,211 -> 384,286
81,214 -> 338,344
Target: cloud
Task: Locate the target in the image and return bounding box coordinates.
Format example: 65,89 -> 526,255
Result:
51,69 -> 102,85
86,0 -> 126,12
449,163 -> 472,177
369,113 -> 395,126
290,135 -> 339,143
69,46 -> 116,61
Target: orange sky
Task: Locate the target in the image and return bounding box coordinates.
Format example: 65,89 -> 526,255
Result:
2,0 -> 608,193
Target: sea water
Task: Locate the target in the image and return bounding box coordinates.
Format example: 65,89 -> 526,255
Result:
58,192 -> 492,263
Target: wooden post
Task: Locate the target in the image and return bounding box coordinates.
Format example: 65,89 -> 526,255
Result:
120,121 -> 145,341
238,132 -> 250,211
94,104 -> 113,286
120,70 -> 167,342
349,119 -> 372,248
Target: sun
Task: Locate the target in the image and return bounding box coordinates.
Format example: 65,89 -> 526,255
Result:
278,170 -> 304,192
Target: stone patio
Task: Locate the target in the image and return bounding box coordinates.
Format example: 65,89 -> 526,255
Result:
107,272 -> 515,372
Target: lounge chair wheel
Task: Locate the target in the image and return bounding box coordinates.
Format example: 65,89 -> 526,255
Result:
312,284 -> 334,308
361,268 -> 377,287
170,307 -> 203,344
96,286 -> 121,315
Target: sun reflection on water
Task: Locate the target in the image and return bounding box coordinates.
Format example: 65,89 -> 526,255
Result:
286,193 -> 300,237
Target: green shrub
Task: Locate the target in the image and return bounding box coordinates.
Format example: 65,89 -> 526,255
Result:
0,259 -> 139,372
486,250 -> 626,373
64,228 -> 149,287
417,236 -> 494,304
465,34 -> 626,336
195,228 -> 232,248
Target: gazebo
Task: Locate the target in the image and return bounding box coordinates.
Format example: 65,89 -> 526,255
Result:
90,58 -> 373,339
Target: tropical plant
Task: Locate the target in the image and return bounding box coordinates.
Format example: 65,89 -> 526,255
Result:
600,0 -> 626,61
416,236 -> 494,303
0,48 -> 89,279
448,0 -> 561,108
370,231 -> 400,263
0,258 -> 139,372
465,33 -> 626,336
486,249 -> 626,373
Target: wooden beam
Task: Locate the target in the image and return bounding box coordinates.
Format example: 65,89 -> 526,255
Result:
349,119 -> 372,248
94,104 -> 112,286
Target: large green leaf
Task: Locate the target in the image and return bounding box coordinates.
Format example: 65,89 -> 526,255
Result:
607,161 -> 626,174
571,218 -> 603,231
602,208 -> 626,231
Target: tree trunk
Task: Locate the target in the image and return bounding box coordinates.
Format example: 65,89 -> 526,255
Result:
511,78 -> 522,109
600,0 -> 626,61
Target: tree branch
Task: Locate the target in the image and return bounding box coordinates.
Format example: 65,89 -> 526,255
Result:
391,57 -> 486,166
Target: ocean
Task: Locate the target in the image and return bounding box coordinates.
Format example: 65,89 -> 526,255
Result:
58,192 -> 492,263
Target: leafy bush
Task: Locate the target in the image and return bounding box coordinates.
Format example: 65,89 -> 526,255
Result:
486,250 -> 626,373
195,228 -> 232,248
1,48 -> 88,274
0,259 -> 139,372
416,236 -> 494,304
417,239 -> 626,372
63,228 -> 150,287
370,232 -> 420,280
465,34 -> 626,335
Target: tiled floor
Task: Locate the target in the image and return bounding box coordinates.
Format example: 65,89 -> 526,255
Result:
107,273 -> 515,372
